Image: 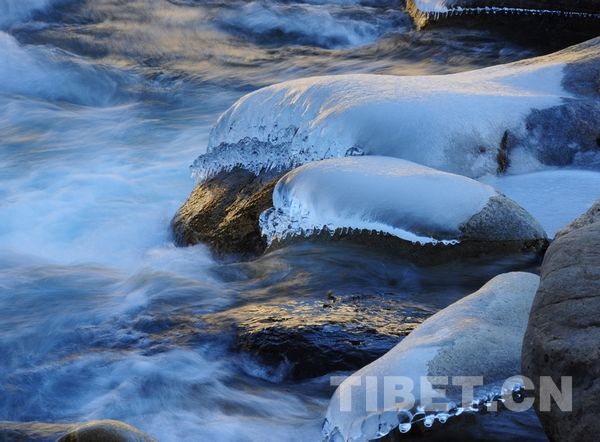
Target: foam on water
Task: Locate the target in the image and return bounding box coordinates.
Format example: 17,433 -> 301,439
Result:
217,0 -> 407,49
0,31 -> 134,105
0,0 -> 67,28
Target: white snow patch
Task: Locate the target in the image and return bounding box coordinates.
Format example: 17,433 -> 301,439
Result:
260,156 -> 496,245
480,169 -> 600,238
194,50 -> 570,180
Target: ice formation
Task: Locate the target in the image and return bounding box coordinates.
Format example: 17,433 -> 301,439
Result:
260,156 -> 497,245
323,272 -> 540,441
409,0 -> 600,15
190,40 -> 591,181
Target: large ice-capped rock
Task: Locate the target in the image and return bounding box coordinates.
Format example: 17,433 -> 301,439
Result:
192,37 -> 600,181
323,272 -> 540,442
260,156 -> 546,247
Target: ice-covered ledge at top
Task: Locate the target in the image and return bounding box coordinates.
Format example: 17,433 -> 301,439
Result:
259,156 -> 546,246
192,39 -> 598,181
409,0 -> 600,15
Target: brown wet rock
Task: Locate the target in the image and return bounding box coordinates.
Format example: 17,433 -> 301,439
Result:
171,167 -> 285,259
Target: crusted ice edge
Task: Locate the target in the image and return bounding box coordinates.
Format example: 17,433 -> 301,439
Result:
191,136 -> 364,183
259,207 -> 460,247
322,382 -> 526,441
406,0 -> 600,28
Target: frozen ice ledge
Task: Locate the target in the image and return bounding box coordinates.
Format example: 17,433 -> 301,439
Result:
406,0 -> 600,28
191,37 -> 600,182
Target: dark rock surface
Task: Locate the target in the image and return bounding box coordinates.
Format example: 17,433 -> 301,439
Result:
269,227 -> 548,266
171,167 -> 285,258
198,242 -> 543,381
492,38 -> 600,170
519,42 -> 600,169
522,220 -> 600,441
203,293 -> 434,380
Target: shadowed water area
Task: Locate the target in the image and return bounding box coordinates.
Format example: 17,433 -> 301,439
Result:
0,0 -> 579,440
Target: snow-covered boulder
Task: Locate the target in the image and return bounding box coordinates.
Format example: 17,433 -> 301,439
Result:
323,272 -> 540,442
192,37 -> 600,181
260,157 -> 546,249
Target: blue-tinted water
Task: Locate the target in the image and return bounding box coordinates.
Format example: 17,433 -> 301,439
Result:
0,1 -> 549,440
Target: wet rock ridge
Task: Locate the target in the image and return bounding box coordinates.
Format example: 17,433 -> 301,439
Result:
171,167 -> 285,258
0,420 -> 156,442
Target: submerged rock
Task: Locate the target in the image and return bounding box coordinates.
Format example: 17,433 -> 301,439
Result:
0,420 -> 155,442
58,420 -> 156,442
324,272 -> 540,441
171,167 -> 284,258
204,293 -> 434,380
522,218 -> 600,441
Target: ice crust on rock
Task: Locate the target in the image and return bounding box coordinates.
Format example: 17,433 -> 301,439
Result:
261,156 -> 518,245
323,272 -> 540,442
191,43 -> 583,181
410,0 -> 600,15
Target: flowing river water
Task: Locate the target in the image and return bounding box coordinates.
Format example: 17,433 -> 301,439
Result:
0,1 -> 571,440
